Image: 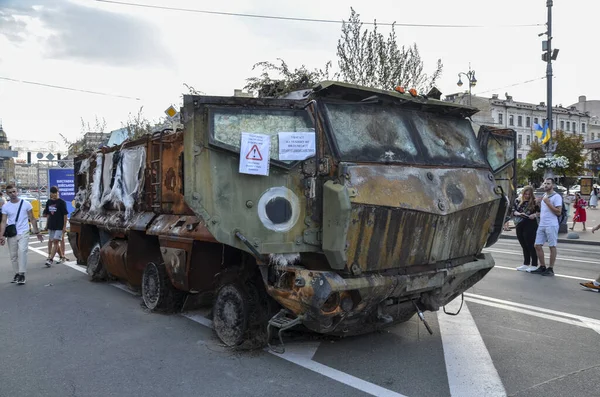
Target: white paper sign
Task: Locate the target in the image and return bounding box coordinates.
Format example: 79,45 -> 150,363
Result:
278,132 -> 316,161
239,132 -> 270,176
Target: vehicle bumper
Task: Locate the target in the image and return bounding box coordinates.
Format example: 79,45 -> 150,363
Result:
264,253 -> 494,334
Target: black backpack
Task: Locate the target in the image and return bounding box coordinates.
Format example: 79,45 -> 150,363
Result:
557,199 -> 567,225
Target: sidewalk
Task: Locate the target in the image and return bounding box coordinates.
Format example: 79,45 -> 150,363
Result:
500,207 -> 600,246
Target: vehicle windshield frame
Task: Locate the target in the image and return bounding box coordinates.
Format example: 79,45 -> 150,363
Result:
318,99 -> 489,168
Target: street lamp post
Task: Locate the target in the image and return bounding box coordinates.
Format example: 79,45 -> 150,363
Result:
457,69 -> 477,106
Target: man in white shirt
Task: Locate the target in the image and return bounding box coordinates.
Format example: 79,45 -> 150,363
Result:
0,185 -> 44,285
531,178 -> 563,276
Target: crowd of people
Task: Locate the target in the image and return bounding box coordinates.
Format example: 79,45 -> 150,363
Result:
512,178 -> 600,292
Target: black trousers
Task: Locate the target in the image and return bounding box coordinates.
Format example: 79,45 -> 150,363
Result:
516,220 -> 538,266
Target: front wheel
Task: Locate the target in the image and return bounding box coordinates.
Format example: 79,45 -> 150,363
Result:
213,278 -> 270,349
86,243 -> 107,281
141,262 -> 185,312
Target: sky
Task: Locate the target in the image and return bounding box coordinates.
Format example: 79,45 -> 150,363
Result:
0,0 -> 596,149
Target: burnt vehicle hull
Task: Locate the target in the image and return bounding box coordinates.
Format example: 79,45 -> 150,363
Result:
69,81 -> 515,350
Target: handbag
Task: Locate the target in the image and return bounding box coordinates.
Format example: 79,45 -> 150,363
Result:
4,200 -> 24,238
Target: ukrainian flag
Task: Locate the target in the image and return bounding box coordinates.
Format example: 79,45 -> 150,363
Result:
534,121 -> 551,144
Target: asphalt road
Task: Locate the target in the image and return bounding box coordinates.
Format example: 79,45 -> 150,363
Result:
0,236 -> 598,397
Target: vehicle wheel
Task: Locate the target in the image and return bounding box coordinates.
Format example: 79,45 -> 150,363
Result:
142,262 -> 185,312
213,278 -> 269,349
87,243 -> 107,281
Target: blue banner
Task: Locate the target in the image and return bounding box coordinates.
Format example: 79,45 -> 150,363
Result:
48,168 -> 75,217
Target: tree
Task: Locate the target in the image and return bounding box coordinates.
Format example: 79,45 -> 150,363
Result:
244,8 -> 442,97
61,115 -> 107,154
336,8 -> 442,92
244,59 -> 331,97
521,141 -> 545,185
553,130 -> 585,185
123,106 -> 154,140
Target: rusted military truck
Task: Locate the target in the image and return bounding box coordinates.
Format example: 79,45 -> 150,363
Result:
69,81 -> 516,350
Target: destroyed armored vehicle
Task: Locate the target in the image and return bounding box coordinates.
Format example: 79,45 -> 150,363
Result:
69,81 -> 516,350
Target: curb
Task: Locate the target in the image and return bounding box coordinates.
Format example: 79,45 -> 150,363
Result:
499,234 -> 600,246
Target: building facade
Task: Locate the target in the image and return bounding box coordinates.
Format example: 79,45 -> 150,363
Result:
0,121 -> 17,185
446,93 -> 591,160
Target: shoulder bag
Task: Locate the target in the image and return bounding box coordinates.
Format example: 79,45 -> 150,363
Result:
4,200 -> 24,238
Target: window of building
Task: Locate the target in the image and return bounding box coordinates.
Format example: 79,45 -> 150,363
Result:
535,135 -> 539,143
582,123 -> 586,133
518,134 -> 522,146
498,113 -> 503,124
517,115 -> 523,127
526,135 -> 530,145
560,120 -> 565,130
517,153 -> 522,159
573,123 -> 577,133
509,115 -> 514,126
534,117 -> 539,125
526,117 -> 531,127
592,133 -> 595,140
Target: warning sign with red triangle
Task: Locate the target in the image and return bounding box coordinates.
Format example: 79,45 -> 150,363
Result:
239,132 -> 270,176
245,144 -> 263,161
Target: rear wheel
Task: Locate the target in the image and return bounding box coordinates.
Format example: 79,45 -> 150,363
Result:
142,262 -> 185,312
213,274 -> 270,349
87,243 -> 107,281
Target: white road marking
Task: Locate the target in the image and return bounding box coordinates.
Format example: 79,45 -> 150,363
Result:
464,293 -> 600,336
494,241 -> 599,254
181,311 -> 214,329
493,265 -> 590,281
27,242 -> 405,396
485,248 -> 600,265
63,261 -> 86,274
270,342 -> 407,397
182,311 -> 407,397
438,303 -> 506,397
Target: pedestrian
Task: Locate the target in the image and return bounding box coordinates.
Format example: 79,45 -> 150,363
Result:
531,178 -> 563,276
0,185 -> 44,284
44,189 -> 69,263
579,274 -> 600,292
513,186 -> 540,272
588,187 -> 598,210
570,192 -> 587,231
42,186 -> 68,266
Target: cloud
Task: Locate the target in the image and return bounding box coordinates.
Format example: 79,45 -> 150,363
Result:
0,0 -> 171,67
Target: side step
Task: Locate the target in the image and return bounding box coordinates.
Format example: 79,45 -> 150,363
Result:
267,309 -> 303,354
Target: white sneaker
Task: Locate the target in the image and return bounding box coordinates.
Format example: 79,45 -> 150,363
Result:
516,264 -> 530,271
526,266 -> 539,273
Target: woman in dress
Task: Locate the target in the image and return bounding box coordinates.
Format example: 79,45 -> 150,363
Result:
571,192 -> 587,231
589,187 -> 598,209
513,186 -> 540,272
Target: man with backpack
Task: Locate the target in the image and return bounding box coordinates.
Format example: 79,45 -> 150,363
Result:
531,178 -> 563,276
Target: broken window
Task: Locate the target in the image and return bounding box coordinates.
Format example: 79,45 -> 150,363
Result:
324,102 -> 487,167
210,108 -> 314,162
